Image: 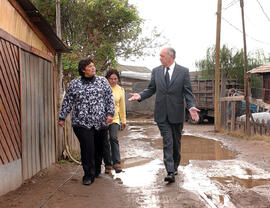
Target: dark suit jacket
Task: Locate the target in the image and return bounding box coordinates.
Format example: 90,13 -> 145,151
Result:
139,63 -> 195,123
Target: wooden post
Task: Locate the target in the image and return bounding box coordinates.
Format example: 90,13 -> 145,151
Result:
56,0 -> 62,97
215,0 -> 222,132
240,0 -> 251,136
220,71 -> 226,128
231,102 -> 236,131
56,0 -> 63,159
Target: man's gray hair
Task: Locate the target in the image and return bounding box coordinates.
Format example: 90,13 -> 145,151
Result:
167,48 -> 176,59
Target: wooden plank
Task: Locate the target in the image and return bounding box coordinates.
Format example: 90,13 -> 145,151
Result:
1,40 -> 21,154
10,43 -> 19,73
0,134 -> 9,164
0,71 -> 20,129
231,102 -> 236,131
0,86 -> 21,149
0,41 -> 21,136
7,0 -> 56,55
0,126 -> 14,162
0,43 -> 20,122
4,41 -> 19,83
0,28 -> 54,62
1,39 -> 19,99
0,111 -> 17,160
220,96 -> 245,102
221,96 -> 270,109
0,97 -> 20,158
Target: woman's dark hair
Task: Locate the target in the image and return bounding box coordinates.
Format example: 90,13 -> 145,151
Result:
78,58 -> 94,77
105,68 -> 121,84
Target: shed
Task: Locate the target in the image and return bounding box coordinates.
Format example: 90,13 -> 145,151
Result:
117,64 -> 154,115
0,0 -> 69,195
249,62 -> 270,104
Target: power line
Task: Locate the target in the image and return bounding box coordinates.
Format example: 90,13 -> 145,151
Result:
256,0 -> 270,23
222,17 -> 270,45
222,0 -> 239,11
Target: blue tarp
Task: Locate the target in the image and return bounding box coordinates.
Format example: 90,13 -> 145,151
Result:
241,101 -> 258,113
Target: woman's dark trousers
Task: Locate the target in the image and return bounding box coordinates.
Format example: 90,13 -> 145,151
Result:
108,123 -> 121,165
73,126 -> 96,181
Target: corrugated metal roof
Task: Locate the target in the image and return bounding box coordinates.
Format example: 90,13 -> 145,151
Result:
16,0 -> 70,53
249,62 -> 270,74
120,71 -> 151,81
118,64 -> 151,73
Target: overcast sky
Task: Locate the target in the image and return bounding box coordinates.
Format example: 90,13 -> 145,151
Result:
118,0 -> 270,71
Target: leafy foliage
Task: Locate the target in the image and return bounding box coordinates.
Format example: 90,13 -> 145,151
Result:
31,0 -> 164,84
195,45 -> 270,95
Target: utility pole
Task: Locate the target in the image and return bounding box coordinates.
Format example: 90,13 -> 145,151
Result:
56,0 -> 63,158
56,0 -> 62,98
214,0 -> 222,132
240,0 -> 251,136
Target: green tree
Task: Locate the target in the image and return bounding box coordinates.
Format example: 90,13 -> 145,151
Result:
31,0 -> 164,84
195,45 -> 269,95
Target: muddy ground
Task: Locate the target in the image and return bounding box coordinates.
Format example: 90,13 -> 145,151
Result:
1,118 -> 270,208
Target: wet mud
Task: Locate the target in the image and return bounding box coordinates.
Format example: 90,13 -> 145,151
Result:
1,118 -> 270,207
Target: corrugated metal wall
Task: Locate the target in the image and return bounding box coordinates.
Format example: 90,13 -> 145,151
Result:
20,50 -> 55,179
0,38 -> 21,165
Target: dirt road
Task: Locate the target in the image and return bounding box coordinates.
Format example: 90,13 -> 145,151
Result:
1,118 -> 270,208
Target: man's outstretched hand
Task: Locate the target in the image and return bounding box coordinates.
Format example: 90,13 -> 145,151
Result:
128,93 -> 141,102
189,107 -> 200,122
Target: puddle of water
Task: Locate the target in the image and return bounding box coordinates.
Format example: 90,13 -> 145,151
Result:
140,138 -> 163,149
112,159 -> 163,187
122,157 -> 153,169
129,127 -> 144,132
136,135 -> 237,166
211,167 -> 270,188
181,135 -> 237,166
123,120 -> 270,207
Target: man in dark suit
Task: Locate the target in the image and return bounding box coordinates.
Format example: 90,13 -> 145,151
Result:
128,47 -> 200,183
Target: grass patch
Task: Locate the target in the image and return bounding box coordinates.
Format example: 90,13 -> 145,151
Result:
224,129 -> 270,142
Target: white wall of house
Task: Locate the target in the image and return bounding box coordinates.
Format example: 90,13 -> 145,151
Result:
0,159 -> 22,196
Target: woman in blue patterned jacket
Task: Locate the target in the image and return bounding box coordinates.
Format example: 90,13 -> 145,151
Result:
58,58 -> 115,186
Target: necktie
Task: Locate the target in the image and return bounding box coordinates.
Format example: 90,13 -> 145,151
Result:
165,67 -> 170,87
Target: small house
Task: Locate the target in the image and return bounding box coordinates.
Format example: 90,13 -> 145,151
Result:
249,62 -> 270,104
0,0 -> 69,195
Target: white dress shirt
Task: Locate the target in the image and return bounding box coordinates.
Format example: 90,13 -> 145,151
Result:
164,62 -> 175,81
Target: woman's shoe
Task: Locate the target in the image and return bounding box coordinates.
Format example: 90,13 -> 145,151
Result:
82,176 -> 92,185
113,164 -> 122,173
105,165 -> 112,174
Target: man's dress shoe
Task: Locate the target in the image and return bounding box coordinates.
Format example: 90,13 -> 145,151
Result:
164,172 -> 175,183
